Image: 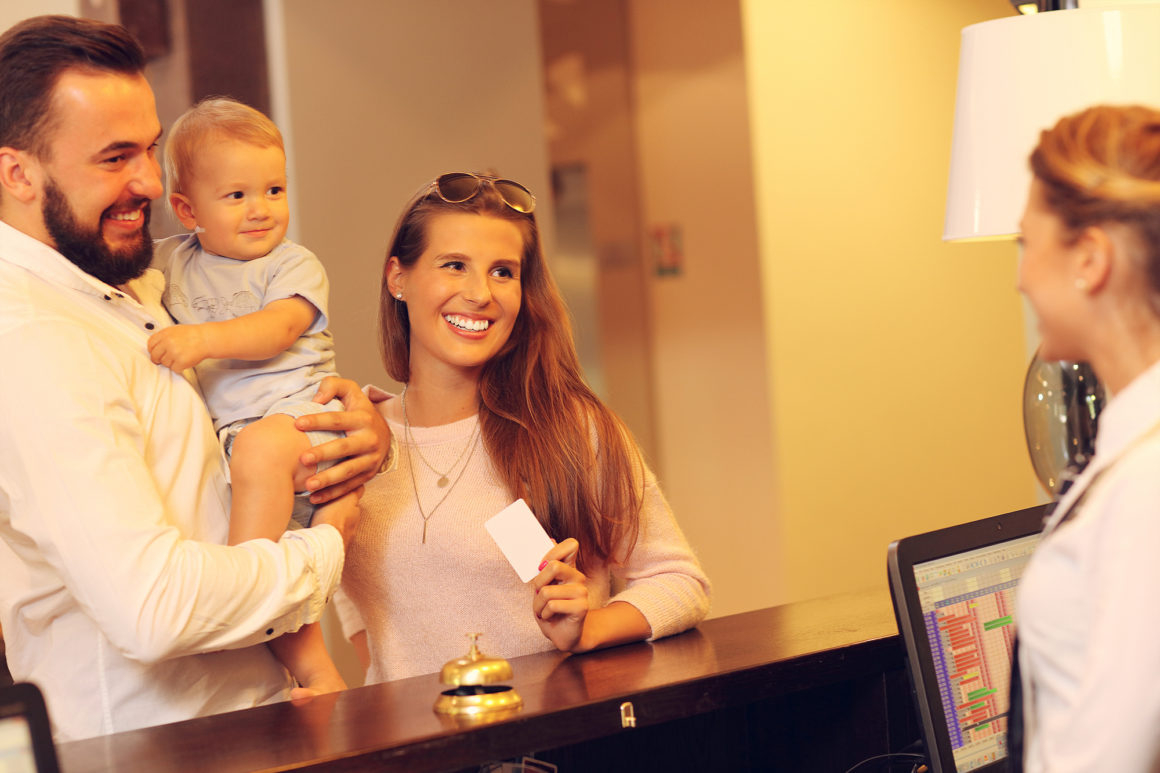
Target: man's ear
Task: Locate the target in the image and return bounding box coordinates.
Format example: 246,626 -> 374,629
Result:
169,192 -> 197,230
0,147 -> 42,205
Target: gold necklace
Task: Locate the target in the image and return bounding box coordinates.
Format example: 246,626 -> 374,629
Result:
401,385 -> 481,543
401,384 -> 477,487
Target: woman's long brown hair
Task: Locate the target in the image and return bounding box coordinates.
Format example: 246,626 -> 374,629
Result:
380,177 -> 643,571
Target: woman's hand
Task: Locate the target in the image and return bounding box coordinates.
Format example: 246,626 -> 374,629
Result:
530,538 -> 589,652
531,537 -> 654,654
295,377 -> 391,503
310,488 -> 363,549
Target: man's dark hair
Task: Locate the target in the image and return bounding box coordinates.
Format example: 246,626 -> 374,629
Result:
0,15 -> 145,158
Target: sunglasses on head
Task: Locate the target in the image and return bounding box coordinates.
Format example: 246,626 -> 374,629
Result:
430,172 -> 536,214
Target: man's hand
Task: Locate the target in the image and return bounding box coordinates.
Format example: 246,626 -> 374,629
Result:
296,377 -> 391,503
147,324 -> 212,372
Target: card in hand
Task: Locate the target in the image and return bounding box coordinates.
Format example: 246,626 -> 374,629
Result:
485,499 -> 554,582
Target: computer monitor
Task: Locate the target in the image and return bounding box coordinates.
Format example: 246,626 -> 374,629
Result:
887,504 -> 1049,773
0,683 -> 59,773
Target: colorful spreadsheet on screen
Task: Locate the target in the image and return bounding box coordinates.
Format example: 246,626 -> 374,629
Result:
913,533 -> 1041,772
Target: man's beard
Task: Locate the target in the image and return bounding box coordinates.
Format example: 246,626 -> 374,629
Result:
43,179 -> 154,287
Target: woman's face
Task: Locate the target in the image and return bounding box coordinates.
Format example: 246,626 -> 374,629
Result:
1017,179 -> 1089,362
390,212 -> 524,381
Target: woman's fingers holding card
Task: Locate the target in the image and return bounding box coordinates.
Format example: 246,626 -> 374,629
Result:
540,537 -> 579,567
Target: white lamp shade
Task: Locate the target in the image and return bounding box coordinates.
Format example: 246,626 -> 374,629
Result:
944,5 -> 1160,242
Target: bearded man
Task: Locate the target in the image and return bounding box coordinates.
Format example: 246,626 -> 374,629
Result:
0,15 -> 385,740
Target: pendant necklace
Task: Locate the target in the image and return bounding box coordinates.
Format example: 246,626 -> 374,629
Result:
401,384 -> 481,543
402,384 -> 476,487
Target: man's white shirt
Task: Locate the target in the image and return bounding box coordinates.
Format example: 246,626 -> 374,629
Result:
0,220 -> 344,740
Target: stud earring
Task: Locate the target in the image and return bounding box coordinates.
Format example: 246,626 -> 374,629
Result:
395,292 -> 403,300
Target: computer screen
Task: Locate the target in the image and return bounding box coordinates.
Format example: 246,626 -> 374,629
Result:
0,714 -> 37,773
888,504 -> 1049,773
913,532 -> 1040,771
0,684 -> 58,773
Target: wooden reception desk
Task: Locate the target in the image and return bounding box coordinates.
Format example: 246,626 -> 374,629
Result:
56,588 -> 918,772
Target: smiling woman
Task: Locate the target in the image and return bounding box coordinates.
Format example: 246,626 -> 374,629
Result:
387,209 -> 524,384
330,173 -> 710,683
1011,105 -> 1160,773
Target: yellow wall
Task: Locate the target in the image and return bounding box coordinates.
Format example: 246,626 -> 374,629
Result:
742,0 -> 1036,603
0,0 -> 77,30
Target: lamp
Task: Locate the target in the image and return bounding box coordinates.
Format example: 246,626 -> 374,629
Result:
945,4 -> 1160,242
1008,0 -> 1079,14
944,4 -> 1160,492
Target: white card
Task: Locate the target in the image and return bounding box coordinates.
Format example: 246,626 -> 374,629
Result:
485,499 -> 554,582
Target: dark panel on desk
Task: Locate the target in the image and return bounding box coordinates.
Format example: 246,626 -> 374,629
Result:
538,672 -> 911,773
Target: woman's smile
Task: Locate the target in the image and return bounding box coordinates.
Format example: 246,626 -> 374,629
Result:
444,313 -> 491,333
391,211 -> 524,379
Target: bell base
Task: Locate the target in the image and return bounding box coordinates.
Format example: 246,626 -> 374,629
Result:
433,685 -> 523,720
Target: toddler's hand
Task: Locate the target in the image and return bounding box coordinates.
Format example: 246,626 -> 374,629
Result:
147,324 -> 211,372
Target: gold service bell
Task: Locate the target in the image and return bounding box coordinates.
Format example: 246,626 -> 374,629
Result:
433,633 -> 523,720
